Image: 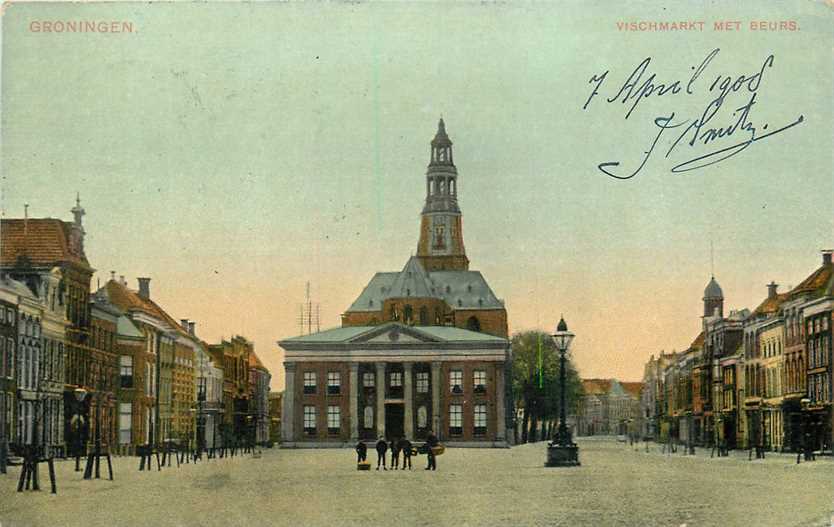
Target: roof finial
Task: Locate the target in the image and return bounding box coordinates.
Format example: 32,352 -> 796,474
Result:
76,191 -> 80,208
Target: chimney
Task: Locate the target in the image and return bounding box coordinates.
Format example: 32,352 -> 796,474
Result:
137,277 -> 151,299
823,251 -> 833,266
767,281 -> 778,299
188,322 -> 195,336
180,319 -> 189,331
110,271 -> 116,282
120,275 -> 126,286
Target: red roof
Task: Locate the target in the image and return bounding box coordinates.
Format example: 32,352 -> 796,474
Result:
1,218 -> 91,269
752,292 -> 789,316
102,279 -> 189,338
790,263 -> 834,298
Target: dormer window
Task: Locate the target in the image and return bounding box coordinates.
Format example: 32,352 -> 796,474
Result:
445,285 -> 451,294
467,284 -> 472,293
369,299 -> 374,307
457,299 -> 462,307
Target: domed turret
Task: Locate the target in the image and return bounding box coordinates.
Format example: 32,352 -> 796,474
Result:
703,276 -> 724,318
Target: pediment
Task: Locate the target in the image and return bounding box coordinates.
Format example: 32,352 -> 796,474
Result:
349,323 -> 441,344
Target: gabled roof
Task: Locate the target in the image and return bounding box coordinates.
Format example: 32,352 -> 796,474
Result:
1,218 -> 91,269
790,263 -> 834,299
345,258 -> 503,313
99,279 -> 189,338
752,293 -> 789,317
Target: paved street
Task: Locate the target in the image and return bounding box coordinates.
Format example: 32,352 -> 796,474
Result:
1,439 -> 833,527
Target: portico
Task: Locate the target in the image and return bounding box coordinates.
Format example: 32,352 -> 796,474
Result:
279,323 -> 510,447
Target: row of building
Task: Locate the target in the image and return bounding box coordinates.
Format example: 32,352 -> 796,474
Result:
0,197 -> 272,461
639,251 -> 834,453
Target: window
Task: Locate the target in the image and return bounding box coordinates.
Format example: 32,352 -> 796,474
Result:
327,405 -> 340,433
449,404 -> 462,435
417,406 -> 428,429
303,372 -> 317,394
416,372 -> 429,393
363,372 -> 375,388
327,371 -> 341,395
473,370 -> 486,393
390,372 -> 403,388
450,370 -> 463,394
363,406 -> 374,429
120,356 -> 134,388
303,406 -> 316,434
119,403 -> 132,444
473,404 -> 487,436
5,338 -> 12,379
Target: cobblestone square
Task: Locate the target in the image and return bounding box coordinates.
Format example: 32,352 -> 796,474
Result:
1,439 -> 833,527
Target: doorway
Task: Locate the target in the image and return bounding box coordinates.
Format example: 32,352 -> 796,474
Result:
385,403 -> 404,440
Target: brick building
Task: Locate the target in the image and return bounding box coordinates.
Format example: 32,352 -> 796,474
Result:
0,198 -> 94,457
280,120 -> 511,447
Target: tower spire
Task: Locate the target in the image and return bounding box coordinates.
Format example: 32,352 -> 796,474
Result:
416,119 -> 469,271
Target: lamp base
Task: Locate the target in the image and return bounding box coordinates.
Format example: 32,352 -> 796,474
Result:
545,443 -> 580,467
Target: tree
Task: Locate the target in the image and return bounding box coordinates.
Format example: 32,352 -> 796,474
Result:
512,330 -> 583,443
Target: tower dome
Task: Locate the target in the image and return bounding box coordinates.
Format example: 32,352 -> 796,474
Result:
703,276 -> 724,318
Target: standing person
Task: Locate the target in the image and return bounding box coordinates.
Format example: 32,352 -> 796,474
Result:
425,430 -> 438,471
398,437 -> 413,470
375,437 -> 388,470
355,440 -> 367,463
390,438 -> 401,470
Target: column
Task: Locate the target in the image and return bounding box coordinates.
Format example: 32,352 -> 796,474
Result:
376,362 -> 386,439
349,363 -> 359,441
495,364 -> 506,442
403,362 -> 414,439
281,362 -> 296,442
431,361 -> 441,439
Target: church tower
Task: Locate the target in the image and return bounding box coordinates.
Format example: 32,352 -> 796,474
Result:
416,118 -> 469,272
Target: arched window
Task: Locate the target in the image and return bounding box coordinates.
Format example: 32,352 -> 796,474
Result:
435,309 -> 442,325
403,305 -> 413,324
466,316 -> 481,332
390,304 -> 398,321
417,406 -> 428,429
363,406 -> 373,429
419,306 -> 429,325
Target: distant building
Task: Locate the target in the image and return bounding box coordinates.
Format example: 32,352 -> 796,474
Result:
576,379 -> 641,436
249,352 -> 271,445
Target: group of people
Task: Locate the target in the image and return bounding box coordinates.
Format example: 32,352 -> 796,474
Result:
355,431 -> 439,471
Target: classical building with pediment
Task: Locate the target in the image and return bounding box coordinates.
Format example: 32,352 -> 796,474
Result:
279,121 -> 511,447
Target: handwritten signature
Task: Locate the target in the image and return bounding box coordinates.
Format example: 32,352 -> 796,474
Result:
583,49 -> 804,179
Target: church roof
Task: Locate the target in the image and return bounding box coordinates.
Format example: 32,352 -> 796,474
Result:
346,257 -> 503,313
1,218 -> 91,270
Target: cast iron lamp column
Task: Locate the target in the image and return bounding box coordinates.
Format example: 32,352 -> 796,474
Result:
545,316 -> 579,467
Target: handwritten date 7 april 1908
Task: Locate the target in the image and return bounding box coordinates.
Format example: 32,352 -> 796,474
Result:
583,48 -> 804,179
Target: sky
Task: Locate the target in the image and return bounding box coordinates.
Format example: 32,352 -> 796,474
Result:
2,1 -> 833,391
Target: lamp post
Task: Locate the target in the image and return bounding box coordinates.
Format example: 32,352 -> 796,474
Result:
545,316 -> 579,467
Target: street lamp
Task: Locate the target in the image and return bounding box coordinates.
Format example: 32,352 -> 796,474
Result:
545,316 -> 579,467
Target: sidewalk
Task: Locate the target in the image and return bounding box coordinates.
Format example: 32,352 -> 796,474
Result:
620,440 -> 834,465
